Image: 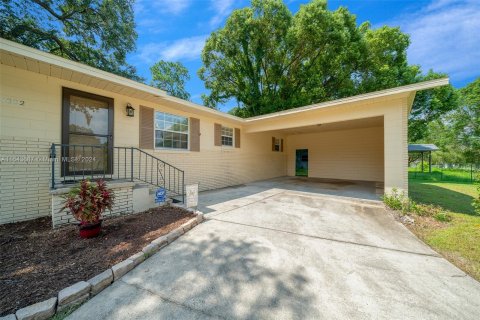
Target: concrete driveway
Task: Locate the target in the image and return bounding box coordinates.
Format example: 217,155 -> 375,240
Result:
68,177 -> 480,320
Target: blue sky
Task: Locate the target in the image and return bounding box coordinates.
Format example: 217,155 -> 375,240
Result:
128,0 -> 480,112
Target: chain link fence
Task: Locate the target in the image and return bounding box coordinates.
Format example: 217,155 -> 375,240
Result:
408,163 -> 480,183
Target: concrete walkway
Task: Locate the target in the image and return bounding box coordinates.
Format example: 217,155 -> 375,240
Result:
68,178 -> 480,320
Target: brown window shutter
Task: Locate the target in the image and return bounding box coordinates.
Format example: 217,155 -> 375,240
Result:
272,137 -> 276,151
190,117 -> 200,152
214,123 -> 222,146
234,128 -> 240,148
139,106 -> 154,149
280,139 -> 284,152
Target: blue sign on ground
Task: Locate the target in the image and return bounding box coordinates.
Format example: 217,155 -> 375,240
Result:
155,188 -> 166,203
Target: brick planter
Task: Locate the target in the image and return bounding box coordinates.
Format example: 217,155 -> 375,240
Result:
50,181 -> 135,228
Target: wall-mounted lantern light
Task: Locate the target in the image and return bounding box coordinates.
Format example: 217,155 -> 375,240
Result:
126,103 -> 135,117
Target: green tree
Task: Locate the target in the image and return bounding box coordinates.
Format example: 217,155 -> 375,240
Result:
199,0 -> 454,125
408,71 -> 458,142
453,77 -> 480,164
357,24 -> 419,92
150,60 -> 191,100
411,78 -> 479,166
419,119 -> 465,165
0,0 -> 141,81
199,0 -> 367,115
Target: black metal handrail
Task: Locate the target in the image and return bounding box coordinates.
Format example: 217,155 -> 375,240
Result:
50,144 -> 185,203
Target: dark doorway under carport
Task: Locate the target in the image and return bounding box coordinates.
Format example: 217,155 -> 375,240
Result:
295,149 -> 308,177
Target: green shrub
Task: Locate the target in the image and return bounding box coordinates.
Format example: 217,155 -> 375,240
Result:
382,189 -> 417,214
383,189 -> 452,223
382,189 -> 403,211
434,212 -> 452,222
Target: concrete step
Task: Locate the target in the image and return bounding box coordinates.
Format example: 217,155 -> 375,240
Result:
132,183 -> 180,213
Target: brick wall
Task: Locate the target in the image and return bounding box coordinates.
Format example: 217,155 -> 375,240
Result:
1,65 -> 287,225
51,182 -> 134,228
0,136 -> 52,224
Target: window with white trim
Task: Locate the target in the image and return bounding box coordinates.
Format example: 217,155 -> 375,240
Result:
221,126 -> 233,146
274,138 -> 281,151
155,112 -> 189,149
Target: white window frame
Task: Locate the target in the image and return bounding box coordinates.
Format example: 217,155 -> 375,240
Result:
221,126 -> 234,147
274,138 -> 281,152
154,111 -> 189,150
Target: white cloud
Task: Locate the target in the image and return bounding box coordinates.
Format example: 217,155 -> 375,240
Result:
136,35 -> 207,63
135,0 -> 191,15
136,43 -> 164,64
425,0 -> 460,11
209,0 -> 236,28
161,35 -> 207,60
387,0 -> 480,83
162,0 -> 191,14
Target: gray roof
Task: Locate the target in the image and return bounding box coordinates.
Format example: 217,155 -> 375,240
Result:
408,144 -> 439,152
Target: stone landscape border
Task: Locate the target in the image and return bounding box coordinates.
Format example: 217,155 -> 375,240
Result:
3,210 -> 205,320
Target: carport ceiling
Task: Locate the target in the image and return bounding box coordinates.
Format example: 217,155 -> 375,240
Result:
278,116 -> 384,134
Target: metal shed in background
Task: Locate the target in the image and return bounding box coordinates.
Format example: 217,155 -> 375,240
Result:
408,144 -> 439,172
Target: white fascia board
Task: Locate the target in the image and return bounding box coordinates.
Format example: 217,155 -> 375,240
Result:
245,78 -> 449,122
0,38 -> 167,97
0,38 -> 449,125
160,95 -> 245,123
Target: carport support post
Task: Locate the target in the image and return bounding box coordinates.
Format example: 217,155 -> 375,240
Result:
383,100 -> 409,195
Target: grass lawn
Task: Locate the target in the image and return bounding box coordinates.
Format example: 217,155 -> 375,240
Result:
408,180 -> 480,280
408,167 -> 478,183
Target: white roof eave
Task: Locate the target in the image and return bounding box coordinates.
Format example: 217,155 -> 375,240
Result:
0,38 -> 449,126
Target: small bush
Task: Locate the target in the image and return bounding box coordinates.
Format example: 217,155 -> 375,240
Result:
383,189 -> 452,223
434,212 -> 452,222
382,189 -> 417,214
61,179 -> 115,223
414,204 -> 443,217
382,189 -> 404,211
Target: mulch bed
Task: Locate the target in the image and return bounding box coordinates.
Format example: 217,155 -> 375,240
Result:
0,207 -> 195,316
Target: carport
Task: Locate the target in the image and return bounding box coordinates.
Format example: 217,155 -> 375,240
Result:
243,79 -> 449,195
280,116 -> 384,190
265,116 -> 385,196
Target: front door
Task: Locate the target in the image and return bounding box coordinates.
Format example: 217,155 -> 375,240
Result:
62,88 -> 114,176
295,149 -> 308,177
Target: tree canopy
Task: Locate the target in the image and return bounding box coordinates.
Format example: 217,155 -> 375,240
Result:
415,77 -> 479,165
454,78 -> 480,163
408,71 -> 458,141
0,0 -> 141,81
150,60 -> 191,100
199,0 -> 456,134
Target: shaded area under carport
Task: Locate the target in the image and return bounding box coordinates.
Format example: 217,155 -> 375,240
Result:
198,176 -> 382,216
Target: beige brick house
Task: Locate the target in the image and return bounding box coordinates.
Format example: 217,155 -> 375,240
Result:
0,38 -> 449,225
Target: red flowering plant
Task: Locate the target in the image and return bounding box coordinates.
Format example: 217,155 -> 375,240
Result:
61,179 -> 115,224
